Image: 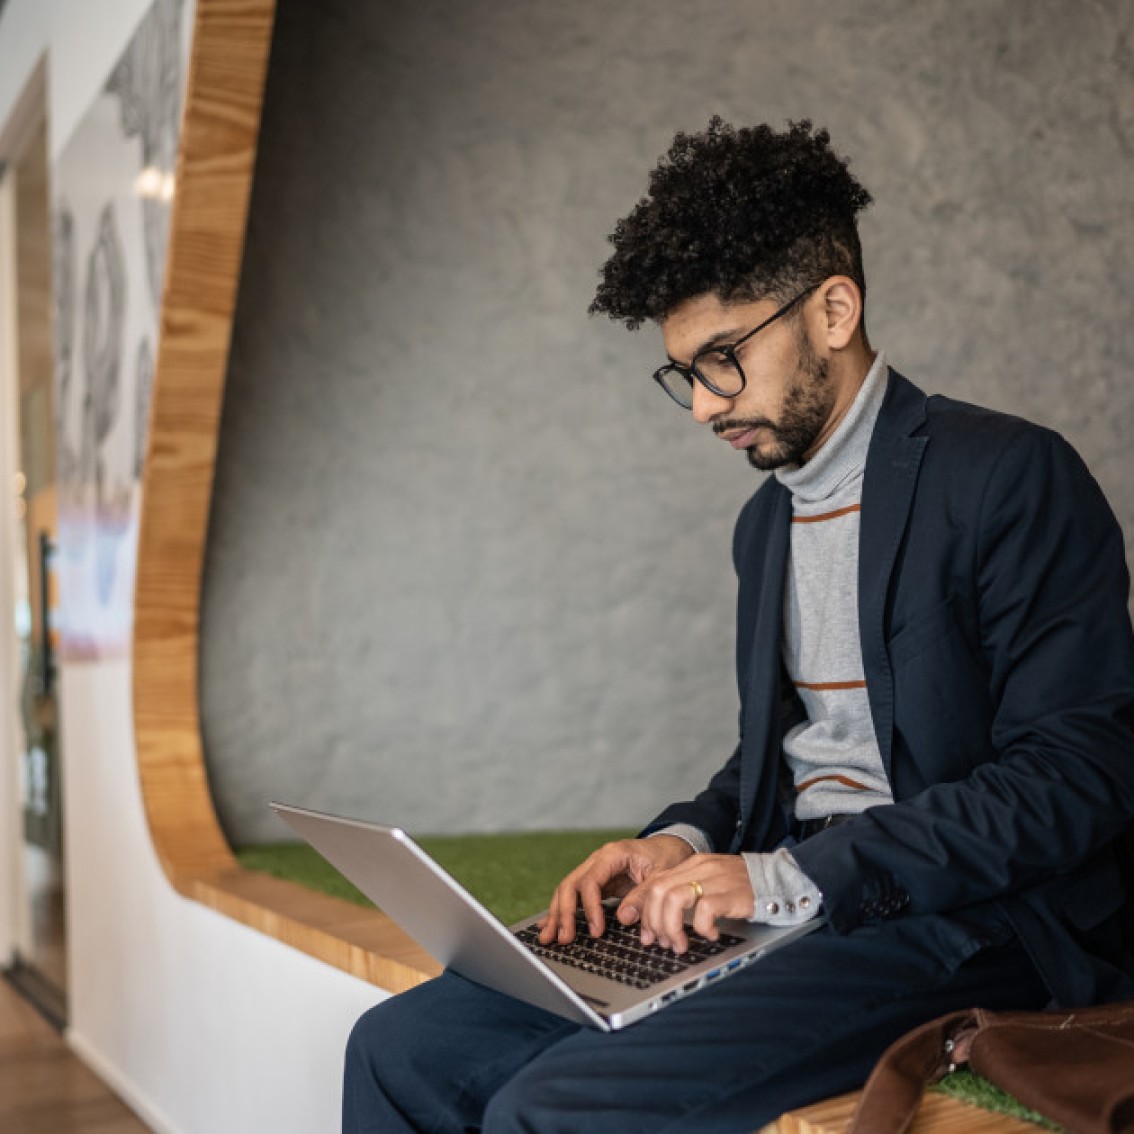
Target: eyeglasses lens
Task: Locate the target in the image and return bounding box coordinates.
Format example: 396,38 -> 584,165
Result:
654,348 -> 748,410
694,349 -> 744,397
656,368 -> 695,408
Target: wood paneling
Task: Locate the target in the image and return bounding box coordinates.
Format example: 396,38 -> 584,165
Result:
14,123 -> 51,408
132,0 -> 437,991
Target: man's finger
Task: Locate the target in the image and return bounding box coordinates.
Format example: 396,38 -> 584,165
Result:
615,881 -> 646,925
621,855 -> 686,934
659,881 -> 696,953
578,878 -> 606,937
638,874 -> 686,952
692,897 -> 721,941
554,882 -> 581,943
540,847 -> 625,944
539,878 -> 578,944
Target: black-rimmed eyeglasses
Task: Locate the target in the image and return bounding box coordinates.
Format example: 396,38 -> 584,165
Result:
652,284 -> 819,410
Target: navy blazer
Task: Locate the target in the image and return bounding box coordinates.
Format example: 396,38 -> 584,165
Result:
647,369 -> 1134,1006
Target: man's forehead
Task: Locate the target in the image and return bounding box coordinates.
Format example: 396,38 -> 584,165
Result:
660,293 -> 771,358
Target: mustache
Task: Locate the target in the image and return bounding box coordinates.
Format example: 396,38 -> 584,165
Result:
712,417 -> 777,435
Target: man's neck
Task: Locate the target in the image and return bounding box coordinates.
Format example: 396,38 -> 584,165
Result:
776,349 -> 887,500
800,340 -> 877,464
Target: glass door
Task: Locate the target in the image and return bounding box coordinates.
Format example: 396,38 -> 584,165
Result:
6,115 -> 67,1024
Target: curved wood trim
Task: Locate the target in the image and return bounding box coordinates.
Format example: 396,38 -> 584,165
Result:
132,0 -> 437,993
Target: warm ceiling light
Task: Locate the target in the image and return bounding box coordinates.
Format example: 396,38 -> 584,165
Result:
135,167 -> 176,201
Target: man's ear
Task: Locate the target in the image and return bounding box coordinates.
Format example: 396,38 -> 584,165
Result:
818,277 -> 862,351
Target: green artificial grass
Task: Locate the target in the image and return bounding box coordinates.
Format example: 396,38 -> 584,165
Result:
237,830 -> 1063,1130
236,828 -> 635,928
933,1069 -> 1062,1130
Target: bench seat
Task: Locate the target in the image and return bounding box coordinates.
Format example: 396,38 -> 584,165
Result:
760,1089 -> 1044,1133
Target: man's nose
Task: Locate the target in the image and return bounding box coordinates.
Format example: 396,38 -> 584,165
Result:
690,380 -> 734,424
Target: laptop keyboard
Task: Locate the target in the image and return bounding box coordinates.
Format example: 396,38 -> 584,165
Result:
514,909 -> 745,990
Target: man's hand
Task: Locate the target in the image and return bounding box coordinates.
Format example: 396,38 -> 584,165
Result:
617,854 -> 755,954
537,836 -> 694,945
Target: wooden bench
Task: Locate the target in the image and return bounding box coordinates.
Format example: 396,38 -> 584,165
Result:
761,1089 -> 1043,1133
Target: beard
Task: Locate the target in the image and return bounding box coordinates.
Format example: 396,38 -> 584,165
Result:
714,328 -> 834,471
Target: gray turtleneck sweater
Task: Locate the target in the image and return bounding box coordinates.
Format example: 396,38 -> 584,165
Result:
659,353 -> 892,927
776,351 -> 892,822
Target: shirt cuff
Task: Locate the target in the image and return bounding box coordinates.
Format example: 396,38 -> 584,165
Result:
743,849 -> 823,926
649,823 -> 712,854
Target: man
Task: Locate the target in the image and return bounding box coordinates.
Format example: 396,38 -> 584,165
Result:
344,119 -> 1134,1132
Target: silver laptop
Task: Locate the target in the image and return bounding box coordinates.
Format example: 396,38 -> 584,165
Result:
271,803 -> 821,1031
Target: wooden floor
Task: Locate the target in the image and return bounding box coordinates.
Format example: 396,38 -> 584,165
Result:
0,977 -> 150,1133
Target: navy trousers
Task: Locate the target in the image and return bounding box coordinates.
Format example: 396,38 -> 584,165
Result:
343,919 -> 1050,1133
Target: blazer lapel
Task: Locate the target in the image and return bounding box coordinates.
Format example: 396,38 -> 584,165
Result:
733,484 -> 792,850
859,369 -> 929,782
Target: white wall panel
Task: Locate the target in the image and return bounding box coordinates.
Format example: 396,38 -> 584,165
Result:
47,0 -> 156,160
0,0 -> 47,154
63,660 -> 382,1133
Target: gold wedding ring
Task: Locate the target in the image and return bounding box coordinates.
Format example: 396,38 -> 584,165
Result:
689,880 -> 704,901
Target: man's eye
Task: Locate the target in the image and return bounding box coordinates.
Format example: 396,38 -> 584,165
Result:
697,348 -> 734,379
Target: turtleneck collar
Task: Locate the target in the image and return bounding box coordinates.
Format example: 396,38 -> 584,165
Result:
774,351 -> 889,505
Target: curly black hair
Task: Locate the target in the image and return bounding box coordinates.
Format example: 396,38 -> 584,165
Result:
590,118 -> 872,329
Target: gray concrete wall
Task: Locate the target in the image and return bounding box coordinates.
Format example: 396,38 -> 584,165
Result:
200,0 -> 1134,844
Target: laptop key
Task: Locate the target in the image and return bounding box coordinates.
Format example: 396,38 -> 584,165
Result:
515,914 -> 745,989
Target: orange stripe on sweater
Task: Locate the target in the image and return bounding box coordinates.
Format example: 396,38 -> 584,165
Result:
797,773 -> 872,793
791,504 -> 862,524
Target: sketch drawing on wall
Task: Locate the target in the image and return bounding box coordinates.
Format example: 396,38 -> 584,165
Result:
51,0 -> 196,659
106,0 -> 187,311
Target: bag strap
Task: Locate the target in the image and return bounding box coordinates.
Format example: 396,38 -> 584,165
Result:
847,1009 -> 978,1134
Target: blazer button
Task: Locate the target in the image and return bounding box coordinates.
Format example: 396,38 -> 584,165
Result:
766,901 -> 780,916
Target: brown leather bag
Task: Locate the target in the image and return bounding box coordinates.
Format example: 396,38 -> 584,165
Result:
848,1002 -> 1134,1134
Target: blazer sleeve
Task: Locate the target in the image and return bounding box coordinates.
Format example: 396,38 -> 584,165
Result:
792,427 -> 1134,931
